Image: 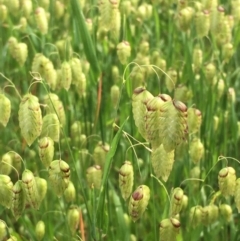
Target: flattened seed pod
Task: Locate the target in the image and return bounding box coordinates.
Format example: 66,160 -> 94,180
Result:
70,58 -> 82,85
41,113 -> 60,142
170,187 -> 184,216
234,178 -> 240,212
166,69 -> 177,92
35,220 -> 45,241
192,46 -> 202,72
61,61 -> 72,91
13,42 -> 28,66
22,169 -> 40,209
38,137 -> 54,167
11,180 -> 25,220
64,181 -> 76,202
35,7 -> 48,35
8,37 -> 18,58
219,204 -> 232,222
201,205 -> 219,225
93,141 -> 110,168
110,84 -> 120,109
49,160 -> 70,197
1,153 -> 12,175
189,138 -> 204,164
18,93 -> 42,146
86,165 -> 102,189
67,206 -> 80,235
128,185 -> 150,222
195,10 -> 210,38
132,87 -> 154,140
116,41 -> 131,65
119,161 -> 134,200
0,220 -> 7,241
189,205 -> 202,227
218,167 -> 236,197
55,1 -> 65,19
151,144 -> 175,182
0,94 -> 11,127
0,5 -> 8,23
35,177 -> 47,203
187,108 -> 202,134
160,100 -> 188,152
0,174 -> 13,209
43,93 -> 66,126
159,218 -> 180,241
22,0 -> 33,18
145,94 -> 172,149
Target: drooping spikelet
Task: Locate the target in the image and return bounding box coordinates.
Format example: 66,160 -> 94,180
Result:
201,204 -> 219,226
119,161 -> 134,200
48,160 -> 70,197
218,166 -> 236,197
86,165 -> 102,189
187,107 -> 202,134
160,100 -> 188,152
170,187 -> 184,216
189,205 -> 202,228
219,204 -> 232,222
70,57 -> 82,85
60,61 -> 72,91
11,180 -> 25,220
18,93 -> 42,146
8,37 -> 18,58
234,178 -> 240,212
13,42 -> 28,66
177,7 -> 194,31
189,138 -> 204,164
67,206 -> 80,235
43,93 -> 66,126
41,113 -> 60,142
110,84 -> 120,109
0,153 -> 12,175
22,169 -> 40,209
35,177 -> 47,204
21,0 -> 33,18
116,41 -> 131,65
0,94 -> 11,127
151,144 -> 175,182
38,137 -> 54,168
132,87 -> 154,140
159,218 -> 180,241
145,94 -> 172,149
0,174 -> 13,209
35,7 -> 48,35
128,185 -> 150,222
93,141 -> 110,168
35,220 -> 45,241
64,181 -> 76,202
0,220 -> 7,241
0,4 -> 8,23
195,10 -> 210,38
166,69 -> 177,92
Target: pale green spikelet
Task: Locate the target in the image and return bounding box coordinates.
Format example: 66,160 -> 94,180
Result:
35,7 -> 48,35
159,218 -> 181,241
192,45 -> 203,72
190,166 -> 201,191
64,181 -> 76,202
160,100 -> 188,152
93,141 -> 110,168
0,153 -> 12,175
201,204 -> 219,226
67,205 -> 80,235
21,0 -> 33,18
0,94 -> 11,127
86,165 -> 102,189
218,166 -> 236,197
18,93 -> 42,146
8,37 -> 18,59
132,87 -> 154,140
170,187 -> 184,216
61,61 -> 72,91
0,4 -> 8,23
38,0 -> 50,10
205,62 -> 216,84
22,169 -> 40,209
177,7 -> 194,31
189,138 -> 204,164
116,41 -> 131,65
13,42 -> 28,66
189,205 -> 202,228
49,160 -> 70,197
128,185 -> 150,222
234,178 -> 240,212
35,177 -> 47,204
174,85 -> 193,103
0,174 -> 13,209
119,161 -> 134,200
187,107 -> 202,134
166,69 -> 177,92
35,220 -> 45,241
151,144 -> 175,182
150,51 -> 166,77
76,73 -> 87,97
41,113 -> 60,142
38,137 -> 54,168
110,84 -> 120,109
0,220 -> 7,241
54,1 -> 65,19
11,180 -> 25,220
145,94 -> 172,149
70,57 -> 82,85
219,204 -> 232,222
195,10 -> 210,38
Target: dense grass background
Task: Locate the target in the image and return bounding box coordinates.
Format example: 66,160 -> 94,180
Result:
0,0 -> 240,240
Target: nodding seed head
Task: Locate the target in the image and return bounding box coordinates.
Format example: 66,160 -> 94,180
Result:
133,87 -> 146,95
173,100 -> 187,112
170,218 -> 181,228
132,190 -> 143,201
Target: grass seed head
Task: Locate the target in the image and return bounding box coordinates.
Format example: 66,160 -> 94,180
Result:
189,138 -> 204,164
0,220 -> 7,241
219,204 -> 232,222
195,10 -> 210,38
116,41 -> 131,65
86,165 -> 102,189
159,218 -> 180,241
38,137 -> 54,168
177,7 -> 194,31
60,61 -> 72,91
189,205 -> 202,227
0,4 -> 8,22
67,206 -> 80,235
128,185 -> 150,222
1,153 -> 12,175
201,204 -> 219,225
64,181 -> 76,202
218,166 -> 236,197
35,7 -> 48,35
93,141 -> 110,168
170,187 -> 184,216
0,174 -> 13,209
110,84 -> 120,109
35,177 -> 47,204
234,178 -> 240,212
21,0 -> 33,18
119,161 -> 134,200
35,220 -> 45,241
54,1 -> 65,19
